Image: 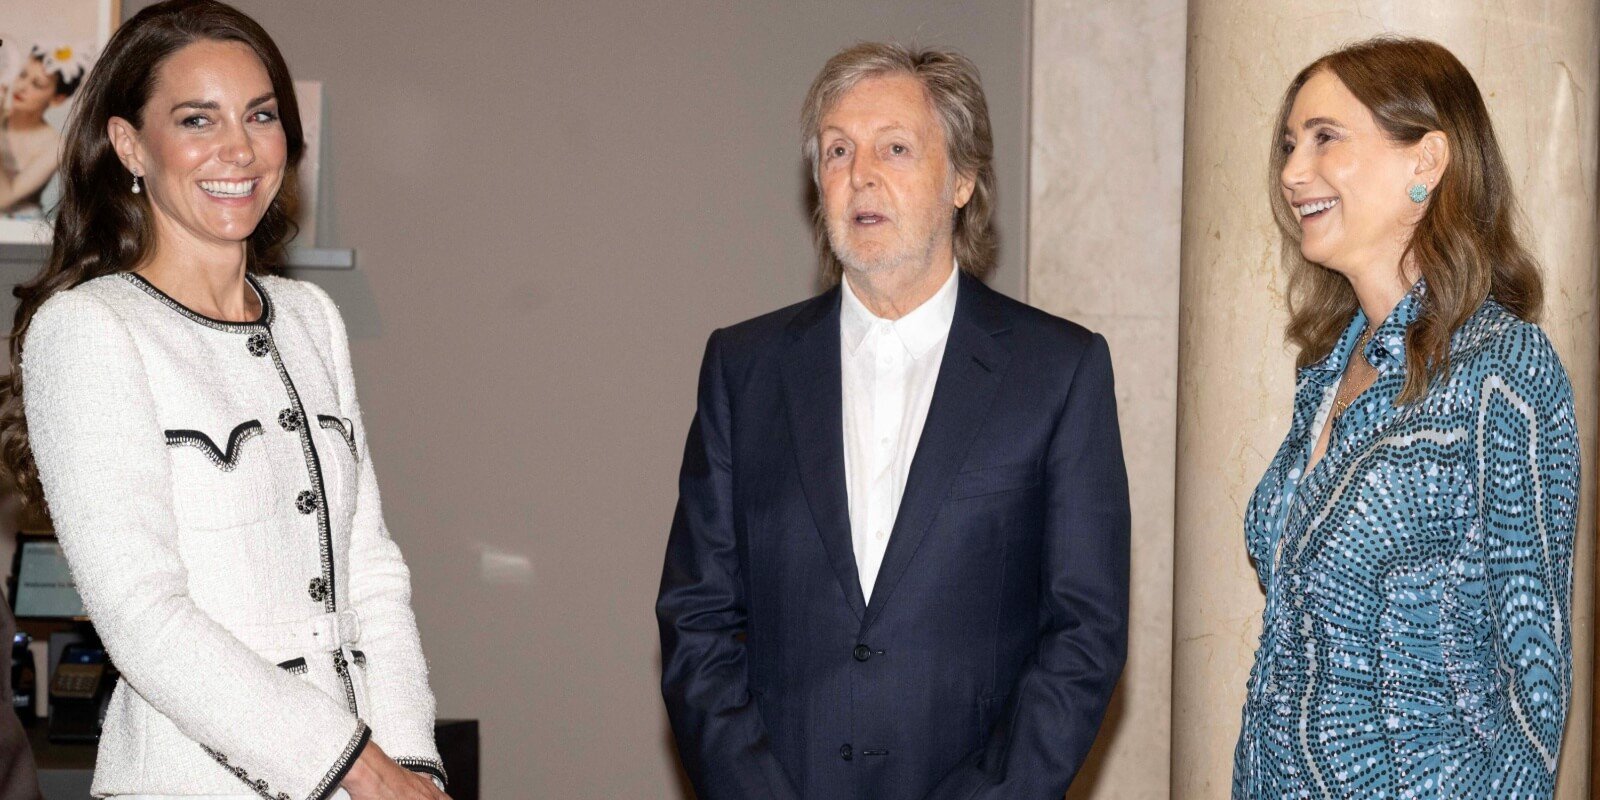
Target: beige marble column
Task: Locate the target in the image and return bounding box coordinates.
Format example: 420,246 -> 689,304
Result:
1172,2 -> 1599,798
1029,2 -> 1187,798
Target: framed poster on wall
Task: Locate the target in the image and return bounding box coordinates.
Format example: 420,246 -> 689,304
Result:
0,0 -> 119,244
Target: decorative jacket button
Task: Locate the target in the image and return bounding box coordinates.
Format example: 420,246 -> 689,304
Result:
308,577 -> 329,602
839,743 -> 853,761
853,644 -> 872,662
247,333 -> 270,357
278,408 -> 300,432
295,490 -> 319,514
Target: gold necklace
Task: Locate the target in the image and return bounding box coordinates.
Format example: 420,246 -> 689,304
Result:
1331,327 -> 1374,419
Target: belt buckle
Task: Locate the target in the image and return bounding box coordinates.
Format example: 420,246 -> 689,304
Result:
308,612 -> 340,652
337,610 -> 362,646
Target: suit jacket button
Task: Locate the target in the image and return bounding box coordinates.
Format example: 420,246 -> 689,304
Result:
852,644 -> 871,662
839,743 -> 852,761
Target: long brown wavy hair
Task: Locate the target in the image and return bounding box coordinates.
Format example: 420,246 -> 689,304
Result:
1270,36 -> 1542,403
0,0 -> 305,508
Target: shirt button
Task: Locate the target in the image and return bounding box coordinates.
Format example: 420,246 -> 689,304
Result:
839,743 -> 853,761
295,490 -> 319,515
278,408 -> 300,432
853,644 -> 872,662
875,529 -> 887,541
247,333 -> 271,357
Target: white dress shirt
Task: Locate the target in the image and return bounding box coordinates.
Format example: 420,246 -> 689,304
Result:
839,264 -> 960,601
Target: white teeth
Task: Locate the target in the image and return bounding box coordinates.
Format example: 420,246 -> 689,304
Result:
1296,198 -> 1338,217
200,179 -> 254,197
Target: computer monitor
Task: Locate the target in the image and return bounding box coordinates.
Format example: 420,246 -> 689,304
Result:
9,533 -> 87,621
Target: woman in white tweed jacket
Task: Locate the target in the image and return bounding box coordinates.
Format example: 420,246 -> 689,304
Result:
0,3 -> 447,798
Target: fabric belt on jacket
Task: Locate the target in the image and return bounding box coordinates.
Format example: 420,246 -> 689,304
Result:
232,610 -> 362,653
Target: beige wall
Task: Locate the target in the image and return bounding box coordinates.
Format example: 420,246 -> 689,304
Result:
1028,1 -> 1185,799
10,1 -> 1025,796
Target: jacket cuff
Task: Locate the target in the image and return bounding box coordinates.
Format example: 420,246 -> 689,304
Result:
394,756 -> 448,788
200,720 -> 368,800
309,722 -> 371,800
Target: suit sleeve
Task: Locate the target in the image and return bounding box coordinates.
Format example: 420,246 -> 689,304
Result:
656,330 -> 800,800
926,333 -> 1131,800
308,286 -> 446,788
23,292 -> 368,800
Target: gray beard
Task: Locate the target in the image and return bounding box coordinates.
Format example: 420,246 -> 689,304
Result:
825,184 -> 956,279
832,235 -> 940,278
825,211 -> 945,279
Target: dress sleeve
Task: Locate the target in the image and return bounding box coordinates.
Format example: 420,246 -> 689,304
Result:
23,291 -> 369,800
1474,324 -> 1579,792
307,285 -> 445,786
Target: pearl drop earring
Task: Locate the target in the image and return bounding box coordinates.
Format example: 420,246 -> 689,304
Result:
132,173 -> 143,195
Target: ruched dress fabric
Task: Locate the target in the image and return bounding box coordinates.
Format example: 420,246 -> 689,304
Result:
1232,288 -> 1579,799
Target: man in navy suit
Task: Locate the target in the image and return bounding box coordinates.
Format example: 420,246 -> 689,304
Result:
658,42 -> 1129,800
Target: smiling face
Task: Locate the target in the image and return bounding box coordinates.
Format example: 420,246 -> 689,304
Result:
109,39 -> 286,252
10,58 -> 65,118
816,73 -> 974,278
1280,70 -> 1430,279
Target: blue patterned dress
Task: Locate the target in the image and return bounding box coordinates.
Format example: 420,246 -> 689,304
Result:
1232,287 -> 1579,799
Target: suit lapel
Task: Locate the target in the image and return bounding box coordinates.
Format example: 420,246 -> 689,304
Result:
864,275 -> 1012,627
780,288 -> 868,621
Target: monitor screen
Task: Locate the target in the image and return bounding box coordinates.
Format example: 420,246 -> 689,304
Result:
11,537 -> 86,620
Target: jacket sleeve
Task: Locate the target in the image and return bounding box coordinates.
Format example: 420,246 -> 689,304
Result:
656,331 -> 800,800
308,286 -> 445,788
23,291 -> 369,800
1474,328 -> 1579,793
926,333 -> 1130,800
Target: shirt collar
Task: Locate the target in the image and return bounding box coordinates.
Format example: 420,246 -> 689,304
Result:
1305,280 -> 1424,377
840,262 -> 960,359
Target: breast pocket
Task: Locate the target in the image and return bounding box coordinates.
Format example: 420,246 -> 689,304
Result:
314,414 -> 361,520
165,419 -> 274,529
949,461 -> 1040,501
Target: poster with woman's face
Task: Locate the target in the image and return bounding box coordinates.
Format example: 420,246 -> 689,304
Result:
0,0 -> 118,243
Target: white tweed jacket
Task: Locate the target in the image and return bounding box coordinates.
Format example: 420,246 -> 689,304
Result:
23,273 -> 443,799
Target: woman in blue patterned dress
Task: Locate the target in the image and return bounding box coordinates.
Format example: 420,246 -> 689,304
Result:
1232,37 -> 1580,799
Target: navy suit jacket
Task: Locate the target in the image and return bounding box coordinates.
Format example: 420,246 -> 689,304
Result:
658,274 -> 1130,800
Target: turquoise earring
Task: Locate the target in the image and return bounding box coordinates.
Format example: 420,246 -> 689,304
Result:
1407,182 -> 1428,203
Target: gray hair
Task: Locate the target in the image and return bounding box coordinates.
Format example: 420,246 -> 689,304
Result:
801,42 -> 997,285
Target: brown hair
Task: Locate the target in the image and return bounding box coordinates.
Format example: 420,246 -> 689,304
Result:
1270,36 -> 1542,402
0,0 -> 305,508
801,42 -> 996,286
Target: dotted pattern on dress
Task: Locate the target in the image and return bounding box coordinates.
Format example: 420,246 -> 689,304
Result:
1231,293 -> 1580,799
